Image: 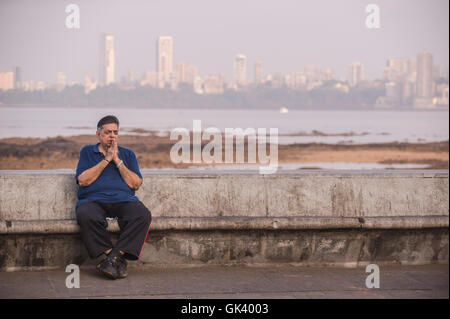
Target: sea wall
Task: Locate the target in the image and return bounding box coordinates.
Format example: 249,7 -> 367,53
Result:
0,170 -> 448,271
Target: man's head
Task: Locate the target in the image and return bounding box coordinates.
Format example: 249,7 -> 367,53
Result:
96,115 -> 119,148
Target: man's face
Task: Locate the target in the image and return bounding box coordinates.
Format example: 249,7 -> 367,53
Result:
97,123 -> 119,148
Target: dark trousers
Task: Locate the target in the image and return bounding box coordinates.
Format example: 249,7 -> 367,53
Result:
76,201 -> 152,260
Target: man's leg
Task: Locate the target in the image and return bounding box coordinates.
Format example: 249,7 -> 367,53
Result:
114,201 -> 152,260
75,201 -> 113,259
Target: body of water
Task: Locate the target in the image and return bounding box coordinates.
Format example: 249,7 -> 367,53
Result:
0,106 -> 448,144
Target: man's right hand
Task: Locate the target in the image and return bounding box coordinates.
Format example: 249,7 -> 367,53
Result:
105,140 -> 116,162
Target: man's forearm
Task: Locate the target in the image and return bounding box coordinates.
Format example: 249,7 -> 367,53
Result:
117,163 -> 142,190
77,159 -> 109,187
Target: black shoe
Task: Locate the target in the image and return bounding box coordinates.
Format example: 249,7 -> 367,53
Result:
97,255 -> 118,280
113,255 -> 128,279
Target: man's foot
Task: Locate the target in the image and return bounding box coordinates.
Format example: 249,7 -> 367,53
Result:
97,254 -> 118,280
114,255 -> 128,279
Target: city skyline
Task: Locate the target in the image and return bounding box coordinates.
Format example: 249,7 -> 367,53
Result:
0,0 -> 448,84
1,43 -> 448,110
2,33 -> 448,89
2,34 -> 449,88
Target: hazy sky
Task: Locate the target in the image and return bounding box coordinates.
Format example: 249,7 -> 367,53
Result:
0,0 -> 448,83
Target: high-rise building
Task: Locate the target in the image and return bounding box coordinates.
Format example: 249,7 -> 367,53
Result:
193,76 -> 203,94
99,33 -> 115,85
203,75 -> 225,94
381,58 -> 417,105
408,59 -> 417,82
56,72 -> 67,91
322,68 -> 336,82
416,50 -> 434,98
14,66 -> 21,89
83,75 -> 96,94
0,72 -> 14,91
141,71 -> 158,88
434,83 -> 449,107
304,64 -> 320,83
414,50 -> 435,109
175,63 -> 198,85
348,62 -> 365,87
286,72 -> 307,90
36,81 -> 46,91
383,58 -> 410,82
157,36 -> 174,88
233,54 -> 247,87
385,82 -> 403,102
254,60 -> 262,84
126,68 -> 135,84
28,80 -> 35,91
268,72 -> 285,89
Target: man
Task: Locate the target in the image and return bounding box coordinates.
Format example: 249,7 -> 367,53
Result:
75,115 -> 151,280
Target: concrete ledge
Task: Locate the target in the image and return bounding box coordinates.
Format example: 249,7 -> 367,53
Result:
1,170 -> 448,224
0,216 -> 449,234
0,170 -> 448,270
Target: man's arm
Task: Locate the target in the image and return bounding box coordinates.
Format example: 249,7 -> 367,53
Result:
77,144 -> 115,187
111,140 -> 142,190
77,159 -> 109,187
116,163 -> 142,190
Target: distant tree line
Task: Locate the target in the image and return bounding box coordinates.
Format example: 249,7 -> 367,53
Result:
0,82 -> 386,109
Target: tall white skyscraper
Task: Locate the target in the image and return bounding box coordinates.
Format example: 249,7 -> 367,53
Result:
99,33 -> 115,85
157,36 -> 174,88
233,54 -> 247,87
348,62 -> 365,87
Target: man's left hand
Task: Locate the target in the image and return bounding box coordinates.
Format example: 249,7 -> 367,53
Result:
111,140 -> 121,164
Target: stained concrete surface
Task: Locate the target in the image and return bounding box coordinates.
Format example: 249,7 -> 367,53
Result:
0,264 -> 447,299
1,170 -> 448,223
2,229 -> 448,271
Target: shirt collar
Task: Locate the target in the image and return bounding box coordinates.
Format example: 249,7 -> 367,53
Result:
93,143 -> 102,154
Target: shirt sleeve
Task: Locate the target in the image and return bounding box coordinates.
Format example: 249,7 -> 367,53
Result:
126,150 -> 143,179
75,146 -> 90,185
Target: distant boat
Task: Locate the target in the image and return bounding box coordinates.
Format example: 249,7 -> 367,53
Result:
279,107 -> 289,114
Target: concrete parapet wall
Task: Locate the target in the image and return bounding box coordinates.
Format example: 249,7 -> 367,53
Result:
1,170 -> 448,229
0,170 -> 448,270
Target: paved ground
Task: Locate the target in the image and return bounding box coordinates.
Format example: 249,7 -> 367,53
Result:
0,264 -> 448,299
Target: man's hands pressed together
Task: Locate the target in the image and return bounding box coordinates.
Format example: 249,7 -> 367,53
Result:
104,139 -> 115,163
105,139 -> 120,164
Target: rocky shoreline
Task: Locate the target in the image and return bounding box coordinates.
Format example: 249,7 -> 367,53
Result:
0,135 -> 448,170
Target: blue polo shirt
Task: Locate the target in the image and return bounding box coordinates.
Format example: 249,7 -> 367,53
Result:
75,143 -> 143,209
